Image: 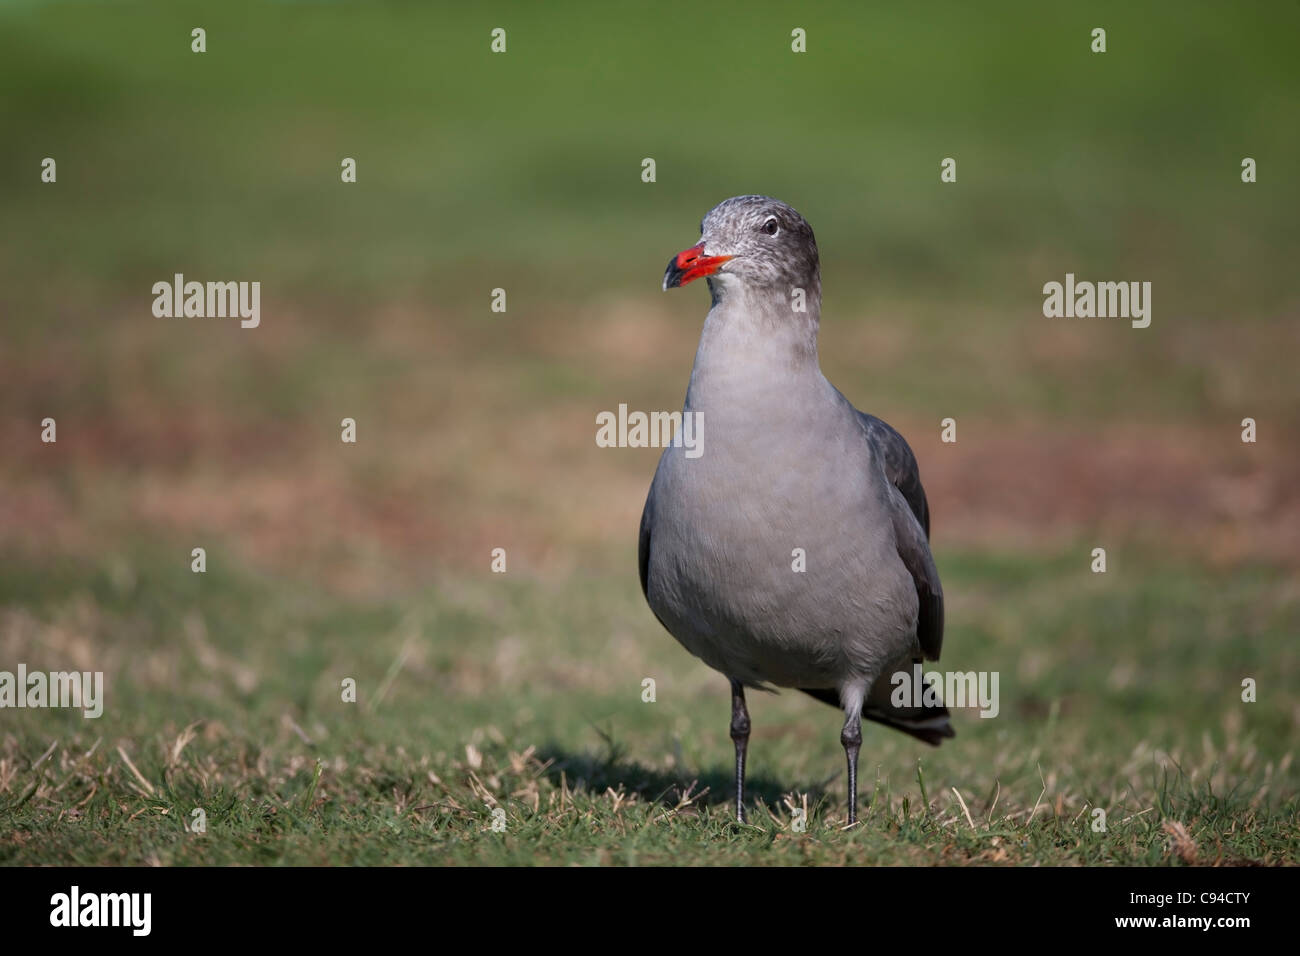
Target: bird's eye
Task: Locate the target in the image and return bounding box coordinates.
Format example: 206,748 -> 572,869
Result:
761,217 -> 779,236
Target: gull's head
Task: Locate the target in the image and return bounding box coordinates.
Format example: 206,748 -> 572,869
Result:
662,195 -> 820,295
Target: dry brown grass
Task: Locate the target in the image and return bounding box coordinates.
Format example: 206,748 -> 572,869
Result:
3,297 -> 1297,596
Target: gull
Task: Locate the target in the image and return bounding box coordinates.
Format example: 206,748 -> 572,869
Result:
639,196 -> 951,825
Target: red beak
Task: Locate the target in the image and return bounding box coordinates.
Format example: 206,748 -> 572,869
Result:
663,242 -> 733,290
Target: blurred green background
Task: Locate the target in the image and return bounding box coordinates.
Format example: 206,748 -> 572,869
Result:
0,1 -> 1296,864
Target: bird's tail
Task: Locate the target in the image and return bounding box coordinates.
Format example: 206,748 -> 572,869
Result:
797,687 -> 955,746
863,704 -> 954,747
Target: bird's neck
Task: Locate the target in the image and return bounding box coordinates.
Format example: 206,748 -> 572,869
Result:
685,282 -> 823,415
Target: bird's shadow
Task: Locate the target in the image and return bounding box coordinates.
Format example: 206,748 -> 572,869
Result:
535,740 -> 832,816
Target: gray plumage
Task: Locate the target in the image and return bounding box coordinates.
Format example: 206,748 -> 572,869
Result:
640,196 -> 951,823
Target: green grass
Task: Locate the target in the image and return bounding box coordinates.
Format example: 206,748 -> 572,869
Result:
2,1 -> 1298,308
1,548 -> 1295,865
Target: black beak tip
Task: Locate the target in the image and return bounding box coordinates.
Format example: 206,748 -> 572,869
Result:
663,256 -> 684,291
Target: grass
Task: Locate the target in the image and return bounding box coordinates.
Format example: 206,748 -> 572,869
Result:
1,1 -> 1297,865
1,547 -> 1295,865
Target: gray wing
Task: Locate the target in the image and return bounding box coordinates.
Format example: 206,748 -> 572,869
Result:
638,489 -> 653,603
638,477 -> 673,635
858,412 -> 929,536
857,412 -> 944,661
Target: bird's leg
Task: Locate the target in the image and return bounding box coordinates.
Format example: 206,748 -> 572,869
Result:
729,679 -> 751,823
840,707 -> 863,826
